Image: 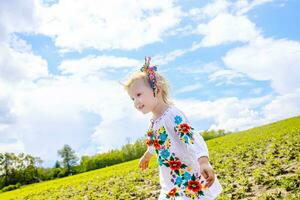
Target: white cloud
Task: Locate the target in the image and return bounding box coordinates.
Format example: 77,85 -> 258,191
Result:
223,37 -> 300,94
209,69 -> 245,85
189,0 -> 230,20
154,49 -> 187,65
0,0 -> 38,42
197,13 -> 260,47
234,0 -> 274,15
0,95 -> 15,124
175,84 -> 202,94
188,0 -> 273,20
0,139 -> 25,153
0,40 -> 49,82
58,55 -> 140,76
175,97 -> 266,131
181,62 -> 221,74
174,91 -> 299,132
37,0 -> 182,51
263,89 -> 300,121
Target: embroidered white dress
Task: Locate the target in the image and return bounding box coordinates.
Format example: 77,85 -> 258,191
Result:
146,106 -> 222,200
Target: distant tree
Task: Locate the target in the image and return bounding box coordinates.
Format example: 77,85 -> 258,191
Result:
54,160 -> 61,168
0,153 -> 14,186
57,145 -> 78,176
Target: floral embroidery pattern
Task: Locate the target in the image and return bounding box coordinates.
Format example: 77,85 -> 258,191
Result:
174,115 -> 195,144
166,160 -> 206,199
167,187 -> 180,198
145,118 -> 206,199
145,126 -> 171,166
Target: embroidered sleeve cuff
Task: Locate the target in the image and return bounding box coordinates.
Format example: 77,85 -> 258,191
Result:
195,152 -> 209,160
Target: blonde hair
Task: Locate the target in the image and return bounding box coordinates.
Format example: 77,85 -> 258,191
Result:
122,71 -> 174,105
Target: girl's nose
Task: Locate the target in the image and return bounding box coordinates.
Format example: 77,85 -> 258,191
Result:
134,99 -> 140,107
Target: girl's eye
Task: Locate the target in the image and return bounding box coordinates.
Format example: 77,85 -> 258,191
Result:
137,93 -> 141,97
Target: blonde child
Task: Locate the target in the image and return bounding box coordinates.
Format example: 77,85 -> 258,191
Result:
123,57 -> 222,199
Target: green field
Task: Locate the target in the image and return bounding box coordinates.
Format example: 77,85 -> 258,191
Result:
0,116 -> 299,199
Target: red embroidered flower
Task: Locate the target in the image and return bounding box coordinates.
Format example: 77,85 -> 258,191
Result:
153,140 -> 160,149
147,130 -> 153,136
187,180 -> 202,193
167,188 -> 177,197
168,160 -> 182,170
178,123 -> 190,134
146,139 -> 153,146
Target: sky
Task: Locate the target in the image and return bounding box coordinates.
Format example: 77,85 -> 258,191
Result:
0,0 -> 300,168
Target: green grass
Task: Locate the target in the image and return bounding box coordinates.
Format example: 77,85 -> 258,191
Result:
1,116 -> 299,199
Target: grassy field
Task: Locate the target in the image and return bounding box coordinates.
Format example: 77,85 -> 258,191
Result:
0,116 -> 299,199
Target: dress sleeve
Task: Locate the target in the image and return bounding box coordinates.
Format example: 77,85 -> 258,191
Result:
170,109 -> 210,160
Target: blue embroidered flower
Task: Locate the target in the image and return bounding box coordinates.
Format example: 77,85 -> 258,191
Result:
183,172 -> 192,181
160,149 -> 170,159
159,132 -> 167,142
175,176 -> 183,185
174,115 -> 182,125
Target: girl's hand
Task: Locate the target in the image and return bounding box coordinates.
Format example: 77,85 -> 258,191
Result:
139,153 -> 151,171
200,163 -> 215,188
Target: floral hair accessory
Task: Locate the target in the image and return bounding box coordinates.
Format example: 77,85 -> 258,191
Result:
140,57 -> 159,97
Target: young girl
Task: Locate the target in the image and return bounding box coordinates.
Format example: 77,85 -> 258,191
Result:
123,57 -> 222,200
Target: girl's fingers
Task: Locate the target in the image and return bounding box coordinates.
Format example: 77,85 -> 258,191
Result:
139,161 -> 144,170
139,160 -> 150,171
205,171 -> 215,187
201,169 -> 209,179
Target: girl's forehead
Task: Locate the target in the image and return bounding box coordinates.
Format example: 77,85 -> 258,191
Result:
131,78 -> 147,90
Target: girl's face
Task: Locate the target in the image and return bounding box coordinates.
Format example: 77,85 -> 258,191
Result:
127,78 -> 158,114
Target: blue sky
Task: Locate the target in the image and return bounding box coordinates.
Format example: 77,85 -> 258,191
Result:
0,0 -> 300,168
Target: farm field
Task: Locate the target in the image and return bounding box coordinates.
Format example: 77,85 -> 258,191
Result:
0,116 -> 299,200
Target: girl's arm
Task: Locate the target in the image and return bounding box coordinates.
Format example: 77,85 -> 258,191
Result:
139,150 -> 153,170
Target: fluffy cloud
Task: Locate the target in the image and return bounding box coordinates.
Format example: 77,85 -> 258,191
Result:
58,55 -> 140,76
208,69 -> 245,85
223,37 -> 300,94
0,95 -> 15,124
233,0 -> 274,15
189,0 -> 273,20
175,84 -> 202,94
189,0 -> 230,20
263,89 -> 300,121
174,91 -> 300,132
175,97 -> 268,131
37,0 -> 182,51
0,41 -> 49,82
0,0 -> 38,42
197,13 -> 260,47
0,1 -> 47,82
